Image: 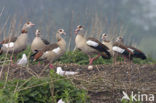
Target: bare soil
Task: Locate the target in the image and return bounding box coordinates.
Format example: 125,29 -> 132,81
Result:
0,63 -> 156,103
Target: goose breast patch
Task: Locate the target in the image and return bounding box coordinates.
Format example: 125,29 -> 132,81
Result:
112,46 -> 125,53
52,47 -> 61,54
86,40 -> 99,47
128,48 -> 134,52
44,51 -> 49,54
3,42 -> 15,48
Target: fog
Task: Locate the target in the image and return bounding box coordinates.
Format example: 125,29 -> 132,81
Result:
0,0 -> 156,58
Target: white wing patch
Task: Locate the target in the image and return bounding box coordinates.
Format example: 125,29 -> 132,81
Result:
3,42 -> 15,48
112,46 -> 125,53
52,47 -> 61,54
128,48 -> 134,52
86,40 -> 99,47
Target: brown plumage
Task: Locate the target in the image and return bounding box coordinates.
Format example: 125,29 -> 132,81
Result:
0,21 -> 35,64
87,37 -> 111,59
0,36 -> 17,44
116,36 -> 146,60
32,29 -> 66,64
113,42 -> 133,60
33,51 -> 43,61
75,25 -> 111,65
101,33 -> 114,56
113,42 -> 133,54
31,29 -> 50,53
33,43 -> 59,61
0,21 -> 35,54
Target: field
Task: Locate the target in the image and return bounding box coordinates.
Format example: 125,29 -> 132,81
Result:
1,0 -> 156,103
0,49 -> 156,103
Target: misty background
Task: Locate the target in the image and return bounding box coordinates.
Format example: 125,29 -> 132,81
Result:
0,0 -> 156,59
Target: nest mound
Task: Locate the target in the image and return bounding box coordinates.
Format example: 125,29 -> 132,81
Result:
0,63 -> 156,103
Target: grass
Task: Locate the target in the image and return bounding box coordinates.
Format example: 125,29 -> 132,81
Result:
0,47 -> 155,65
0,47 -> 155,103
0,69 -> 89,103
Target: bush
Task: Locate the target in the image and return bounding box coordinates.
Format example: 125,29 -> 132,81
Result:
0,70 -> 89,103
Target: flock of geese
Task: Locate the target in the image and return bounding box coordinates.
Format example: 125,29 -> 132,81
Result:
0,21 -> 147,69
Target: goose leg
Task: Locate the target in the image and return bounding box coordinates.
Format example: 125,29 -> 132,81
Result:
10,55 -> 16,66
37,62 -> 41,66
89,54 -> 101,65
10,56 -> 13,64
113,53 -> 117,65
49,64 -> 54,69
14,55 -> 17,62
88,55 -> 91,60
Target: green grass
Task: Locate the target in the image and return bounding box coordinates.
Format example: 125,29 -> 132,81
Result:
0,47 -> 155,65
0,47 -> 154,103
0,70 -> 89,103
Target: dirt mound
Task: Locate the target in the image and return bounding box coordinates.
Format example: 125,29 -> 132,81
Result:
0,63 -> 156,103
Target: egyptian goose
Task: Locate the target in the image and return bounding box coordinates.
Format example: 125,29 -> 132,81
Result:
112,37 -> 133,61
101,33 -> 114,56
0,21 -> 35,62
32,29 -> 66,68
31,29 -> 50,53
117,36 -> 146,60
74,25 -> 111,65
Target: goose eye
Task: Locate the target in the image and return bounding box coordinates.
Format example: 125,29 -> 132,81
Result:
27,22 -> 30,25
79,25 -> 82,28
59,29 -> 62,32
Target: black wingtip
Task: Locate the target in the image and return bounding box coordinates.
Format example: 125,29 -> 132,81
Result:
0,44 -> 2,55
0,44 -> 2,49
133,51 -> 147,60
140,54 -> 147,60
101,51 -> 111,59
30,50 -> 39,61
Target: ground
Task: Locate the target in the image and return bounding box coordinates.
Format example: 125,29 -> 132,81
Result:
0,63 -> 156,103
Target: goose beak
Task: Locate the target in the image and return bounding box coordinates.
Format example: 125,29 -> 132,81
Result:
30,23 -> 35,26
31,23 -> 35,26
74,29 -> 79,34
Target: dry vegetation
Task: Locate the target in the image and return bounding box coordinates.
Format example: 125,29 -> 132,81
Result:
0,8 -> 156,103
0,63 -> 156,103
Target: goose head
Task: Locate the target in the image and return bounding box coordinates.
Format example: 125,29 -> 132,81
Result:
74,25 -> 84,35
22,21 -> 35,30
116,36 -> 124,43
57,29 -> 66,35
101,33 -> 108,41
35,29 -> 40,37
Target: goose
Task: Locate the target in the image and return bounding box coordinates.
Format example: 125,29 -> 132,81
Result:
31,29 -> 50,53
101,33 -> 114,56
112,37 -> 133,61
32,29 -> 66,69
117,36 -> 146,60
0,21 -> 35,62
74,25 -> 111,66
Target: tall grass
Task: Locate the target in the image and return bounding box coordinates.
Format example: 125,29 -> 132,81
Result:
0,8 -> 155,103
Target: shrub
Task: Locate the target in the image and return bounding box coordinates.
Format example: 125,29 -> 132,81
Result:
0,70 -> 89,103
